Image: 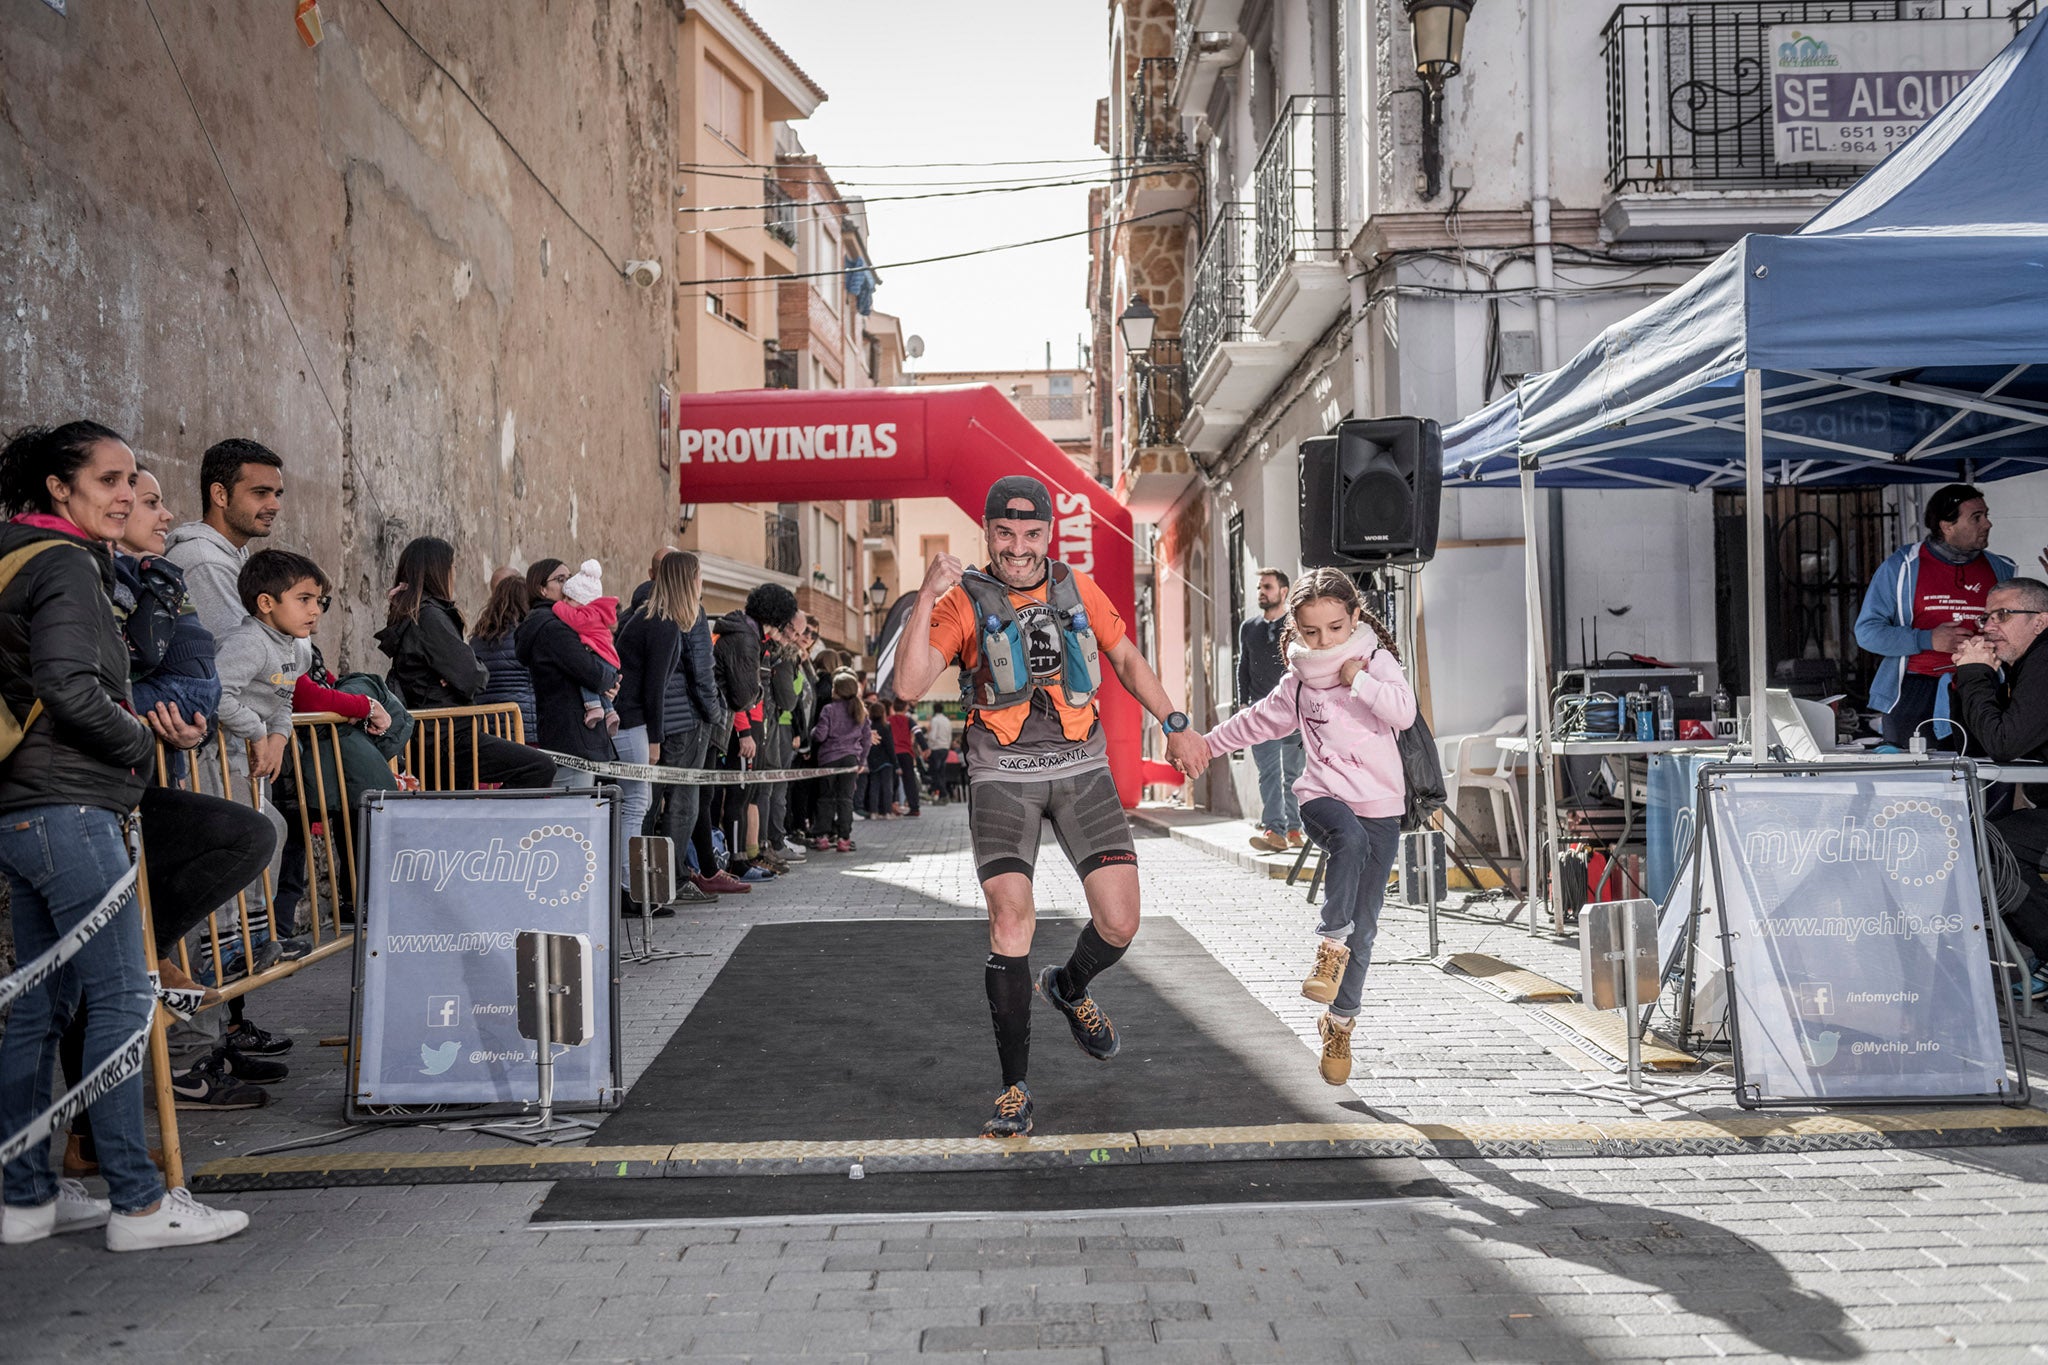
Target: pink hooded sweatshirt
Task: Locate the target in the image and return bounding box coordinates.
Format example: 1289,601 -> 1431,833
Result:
1203,628 -> 1416,819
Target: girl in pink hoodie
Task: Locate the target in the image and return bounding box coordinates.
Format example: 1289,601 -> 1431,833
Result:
1200,568 -> 1416,1087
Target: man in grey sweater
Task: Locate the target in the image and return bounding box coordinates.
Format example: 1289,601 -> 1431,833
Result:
164,438 -> 285,640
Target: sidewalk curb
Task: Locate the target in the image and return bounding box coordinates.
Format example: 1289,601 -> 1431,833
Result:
1130,807 -> 1298,881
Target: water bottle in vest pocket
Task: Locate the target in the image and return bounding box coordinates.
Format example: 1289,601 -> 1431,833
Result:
979,611 -> 1030,701
1060,606 -> 1100,705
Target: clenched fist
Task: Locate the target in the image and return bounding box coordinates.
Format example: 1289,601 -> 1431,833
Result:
921,553 -> 966,599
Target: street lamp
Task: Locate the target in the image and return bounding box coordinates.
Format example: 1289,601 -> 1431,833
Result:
1117,295 -> 1157,356
865,576 -> 890,655
1405,0 -> 1474,201
1118,295 -> 1170,448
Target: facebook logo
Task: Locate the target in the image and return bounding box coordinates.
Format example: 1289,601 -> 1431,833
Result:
1794,982 -> 1835,1018
428,995 -> 463,1028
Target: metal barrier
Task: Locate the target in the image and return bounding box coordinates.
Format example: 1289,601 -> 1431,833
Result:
134,702 -> 528,1186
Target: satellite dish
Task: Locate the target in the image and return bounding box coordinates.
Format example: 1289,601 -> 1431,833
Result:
905,335 -> 926,359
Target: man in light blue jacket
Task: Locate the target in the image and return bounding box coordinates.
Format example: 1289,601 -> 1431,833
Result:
1854,485 -> 2014,747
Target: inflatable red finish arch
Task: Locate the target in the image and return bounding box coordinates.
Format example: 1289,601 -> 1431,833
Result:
678,384 -> 1153,807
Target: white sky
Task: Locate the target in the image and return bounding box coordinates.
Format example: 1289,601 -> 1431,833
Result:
742,0 -> 1106,374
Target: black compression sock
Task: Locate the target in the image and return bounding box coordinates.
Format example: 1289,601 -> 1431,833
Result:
1061,923 -> 1127,999
985,952 -> 1032,1088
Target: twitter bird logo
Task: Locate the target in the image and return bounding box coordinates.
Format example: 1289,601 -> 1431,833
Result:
1805,1030 -> 1840,1067
419,1040 -> 460,1076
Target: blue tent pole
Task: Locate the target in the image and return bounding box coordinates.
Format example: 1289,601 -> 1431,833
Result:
1745,369 -> 1768,763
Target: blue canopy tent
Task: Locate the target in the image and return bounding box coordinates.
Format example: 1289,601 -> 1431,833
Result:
1451,10 -> 2048,493
1441,12 -> 2048,920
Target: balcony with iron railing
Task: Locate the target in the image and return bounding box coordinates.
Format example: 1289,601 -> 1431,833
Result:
1182,204 -> 1254,386
1124,56 -> 1200,217
1179,205 -> 1293,457
1121,336 -> 1195,518
1251,94 -> 1347,344
764,176 -> 798,249
1599,1 -> 2025,236
765,512 -> 802,576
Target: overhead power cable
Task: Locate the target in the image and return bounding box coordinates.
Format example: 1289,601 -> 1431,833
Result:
677,154 -> 1120,171
673,208 -> 1186,291
678,165 -> 1196,216
679,163 -> 1193,190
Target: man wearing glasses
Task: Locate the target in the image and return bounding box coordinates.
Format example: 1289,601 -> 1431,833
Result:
1952,579 -> 2048,999
1855,484 -> 2015,749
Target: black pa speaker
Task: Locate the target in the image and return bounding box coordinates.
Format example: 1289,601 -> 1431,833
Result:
1298,417 -> 1442,568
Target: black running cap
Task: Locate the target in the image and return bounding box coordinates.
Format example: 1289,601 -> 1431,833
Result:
984,475 -> 1053,523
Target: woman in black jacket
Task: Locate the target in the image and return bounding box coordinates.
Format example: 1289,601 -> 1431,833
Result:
375,537 -> 554,790
469,571 -> 537,744
514,552 -> 619,779
0,422 -> 248,1250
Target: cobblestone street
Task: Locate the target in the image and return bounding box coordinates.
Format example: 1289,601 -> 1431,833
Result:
4,805 -> 2047,1364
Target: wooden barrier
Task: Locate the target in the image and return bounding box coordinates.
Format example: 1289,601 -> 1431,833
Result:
137,703 -> 527,1188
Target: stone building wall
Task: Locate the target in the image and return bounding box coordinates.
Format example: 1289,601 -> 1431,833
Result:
1,0 -> 682,667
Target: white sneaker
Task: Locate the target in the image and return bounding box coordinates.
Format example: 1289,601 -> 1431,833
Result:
1,1178 -> 112,1244
105,1187 -> 249,1253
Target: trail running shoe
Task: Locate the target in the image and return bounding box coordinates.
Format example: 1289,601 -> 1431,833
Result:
981,1083 -> 1033,1137
1318,1013 -> 1355,1086
1038,966 -> 1119,1061
1303,939 -> 1350,1005
225,1019 -> 293,1055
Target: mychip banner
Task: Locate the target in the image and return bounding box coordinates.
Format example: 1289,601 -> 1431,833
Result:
1770,20 -> 2010,164
1706,766 -> 2013,1105
350,790 -> 620,1117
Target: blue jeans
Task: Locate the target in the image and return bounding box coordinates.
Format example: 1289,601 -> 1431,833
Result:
0,805 -> 165,1214
613,725 -> 652,889
1251,736 -> 1306,834
1299,797 -> 1401,1020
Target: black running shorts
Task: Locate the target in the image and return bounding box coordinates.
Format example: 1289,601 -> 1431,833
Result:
967,767 -> 1137,884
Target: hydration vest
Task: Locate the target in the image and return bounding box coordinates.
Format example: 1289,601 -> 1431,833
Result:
959,562 -> 1101,712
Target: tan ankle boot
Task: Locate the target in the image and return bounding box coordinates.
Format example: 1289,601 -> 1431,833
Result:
1302,939 -> 1350,1004
1318,1013 -> 1355,1086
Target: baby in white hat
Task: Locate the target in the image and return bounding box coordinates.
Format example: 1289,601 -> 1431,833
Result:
554,559 -> 621,733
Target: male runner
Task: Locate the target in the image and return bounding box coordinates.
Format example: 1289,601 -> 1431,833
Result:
893,476 -> 1211,1136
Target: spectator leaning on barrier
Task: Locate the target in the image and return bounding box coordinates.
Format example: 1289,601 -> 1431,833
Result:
757,612 -> 807,870
1856,485 -> 2016,748
0,420 -> 249,1252
470,573 -> 538,744
163,438 -> 283,642
1948,576 -> 2048,1001
379,537 -> 556,791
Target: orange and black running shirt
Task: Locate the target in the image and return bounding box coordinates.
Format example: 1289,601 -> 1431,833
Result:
927,565 -> 1126,783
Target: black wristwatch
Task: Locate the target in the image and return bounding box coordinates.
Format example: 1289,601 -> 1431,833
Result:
1163,711 -> 1191,733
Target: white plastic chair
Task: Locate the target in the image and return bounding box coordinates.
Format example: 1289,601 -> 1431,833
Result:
1445,714 -> 1526,856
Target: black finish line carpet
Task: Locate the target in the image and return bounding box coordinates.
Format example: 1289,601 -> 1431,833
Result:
537,917 -> 1443,1221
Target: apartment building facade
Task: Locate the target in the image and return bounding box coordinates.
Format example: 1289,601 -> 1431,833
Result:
1093,0 -> 2020,815
674,0 -> 905,660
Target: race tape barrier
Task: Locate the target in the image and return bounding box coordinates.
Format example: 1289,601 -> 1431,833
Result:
0,866 -> 155,1168
539,752 -> 864,785
0,865 -> 138,1013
